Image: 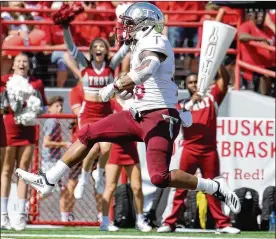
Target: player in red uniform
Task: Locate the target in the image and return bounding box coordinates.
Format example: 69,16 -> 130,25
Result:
1,53 -> 47,231
62,19 -> 130,199
100,97 -> 152,232
157,66 -> 240,234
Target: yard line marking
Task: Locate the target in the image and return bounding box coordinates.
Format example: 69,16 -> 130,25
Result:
0,234 -> 254,239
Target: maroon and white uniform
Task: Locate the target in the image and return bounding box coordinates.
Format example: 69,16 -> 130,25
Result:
78,29 -> 182,188
78,62 -> 114,127
160,83 -> 231,230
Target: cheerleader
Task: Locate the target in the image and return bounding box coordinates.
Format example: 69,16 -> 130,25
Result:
1,53 -> 47,231
61,14 -> 129,198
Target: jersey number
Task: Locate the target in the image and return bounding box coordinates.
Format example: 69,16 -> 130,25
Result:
134,84 -> 145,100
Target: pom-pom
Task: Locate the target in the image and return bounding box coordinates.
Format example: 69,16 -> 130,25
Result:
53,3 -> 84,26
6,75 -> 34,113
14,95 -> 42,126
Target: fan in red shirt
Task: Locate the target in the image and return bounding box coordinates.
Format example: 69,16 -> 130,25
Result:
238,9 -> 275,96
157,66 -> 240,234
1,53 -> 47,231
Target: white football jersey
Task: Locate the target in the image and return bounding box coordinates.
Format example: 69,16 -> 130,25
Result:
130,29 -> 178,112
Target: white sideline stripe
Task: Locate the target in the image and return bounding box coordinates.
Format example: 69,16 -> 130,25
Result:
1,235 -> 251,239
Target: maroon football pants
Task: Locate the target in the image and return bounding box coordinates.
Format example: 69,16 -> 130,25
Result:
163,148 -> 231,229
78,108 -> 181,188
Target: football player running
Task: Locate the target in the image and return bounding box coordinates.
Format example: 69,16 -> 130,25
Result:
17,2 -> 241,217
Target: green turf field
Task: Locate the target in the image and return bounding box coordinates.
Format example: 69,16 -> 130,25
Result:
1,227 -> 275,239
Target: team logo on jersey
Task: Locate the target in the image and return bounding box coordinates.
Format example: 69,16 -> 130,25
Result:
83,73 -> 113,88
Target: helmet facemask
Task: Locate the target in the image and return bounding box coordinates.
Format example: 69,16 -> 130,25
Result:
115,2 -> 165,43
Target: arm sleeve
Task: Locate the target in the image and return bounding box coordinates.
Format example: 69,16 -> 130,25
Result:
210,83 -> 226,106
109,44 -> 130,70
63,27 -> 88,70
44,119 -> 55,137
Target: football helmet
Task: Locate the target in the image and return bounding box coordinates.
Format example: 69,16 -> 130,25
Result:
115,2 -> 165,42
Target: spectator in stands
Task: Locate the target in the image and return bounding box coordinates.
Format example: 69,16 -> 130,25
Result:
1,1 -> 33,40
157,66 -> 240,234
74,2 -> 102,47
167,2 -> 205,73
1,1 -> 32,76
100,97 -> 152,232
1,53 -> 47,231
41,96 -> 78,222
37,2 -> 72,87
95,1 -> 116,46
238,8 -> 275,96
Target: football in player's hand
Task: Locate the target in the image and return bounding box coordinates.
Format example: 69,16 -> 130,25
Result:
121,85 -> 135,94
118,87 -> 134,100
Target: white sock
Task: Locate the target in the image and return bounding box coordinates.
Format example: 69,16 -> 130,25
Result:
102,216 -> 109,225
1,197 -> 8,214
80,169 -> 89,184
196,177 -> 218,195
136,214 -> 145,223
17,199 -> 27,214
46,160 -> 70,185
61,212 -> 69,222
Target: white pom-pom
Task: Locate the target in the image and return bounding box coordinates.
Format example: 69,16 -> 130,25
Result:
14,95 -> 41,126
6,75 -> 35,113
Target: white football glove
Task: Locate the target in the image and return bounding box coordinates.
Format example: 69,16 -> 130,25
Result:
118,90 -> 133,100
99,84 -> 115,102
179,110 -> 193,127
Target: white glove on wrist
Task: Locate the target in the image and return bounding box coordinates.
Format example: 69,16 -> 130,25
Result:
99,83 -> 115,102
179,110 -> 193,127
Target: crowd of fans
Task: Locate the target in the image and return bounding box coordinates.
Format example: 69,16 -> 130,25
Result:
1,1 -> 275,97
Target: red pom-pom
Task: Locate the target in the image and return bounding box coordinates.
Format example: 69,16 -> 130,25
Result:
53,3 -> 84,26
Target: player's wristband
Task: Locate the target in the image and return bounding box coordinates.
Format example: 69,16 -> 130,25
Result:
184,100 -> 194,111
113,78 -> 123,91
